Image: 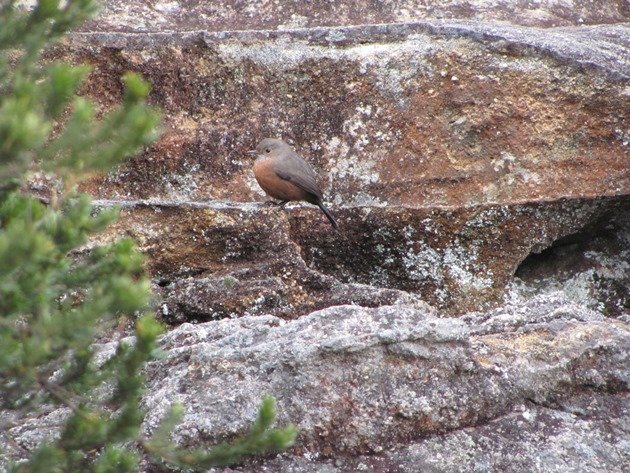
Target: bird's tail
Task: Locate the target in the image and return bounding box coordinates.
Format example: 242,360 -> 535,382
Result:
318,203 -> 338,230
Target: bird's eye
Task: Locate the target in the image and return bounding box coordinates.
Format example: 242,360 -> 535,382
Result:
265,148 -> 271,153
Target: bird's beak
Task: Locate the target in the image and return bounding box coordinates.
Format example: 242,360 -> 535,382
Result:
246,150 -> 258,156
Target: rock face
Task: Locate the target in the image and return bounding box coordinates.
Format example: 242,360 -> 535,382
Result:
227,394 -> 630,472
79,0 -> 629,31
51,11 -> 629,312
8,0 -> 630,471
88,197 -> 627,316
3,295 -> 628,472
71,24 -> 629,207
140,295 -> 629,454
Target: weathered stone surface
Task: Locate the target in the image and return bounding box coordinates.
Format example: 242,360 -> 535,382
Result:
3,294 -> 627,471
292,197 -> 629,313
65,23 -> 629,204
85,197 -> 627,315
147,295 -> 630,471
225,394 -> 630,472
159,272 -> 427,323
33,0 -> 628,315
76,0 -> 629,32
137,295 -> 628,456
513,210 -> 630,318
45,13 -> 629,312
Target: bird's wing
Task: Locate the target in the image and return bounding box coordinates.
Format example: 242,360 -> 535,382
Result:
274,154 -> 323,200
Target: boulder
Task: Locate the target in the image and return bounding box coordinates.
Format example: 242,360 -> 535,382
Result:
78,0 -> 629,31
139,295 -> 629,457
4,295 -> 627,471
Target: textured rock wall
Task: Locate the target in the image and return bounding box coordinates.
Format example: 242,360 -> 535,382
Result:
46,16 -> 629,312
69,25 -> 629,206
139,298 -> 630,455
3,295 -> 628,471
79,0 -> 629,31
87,197 -> 626,315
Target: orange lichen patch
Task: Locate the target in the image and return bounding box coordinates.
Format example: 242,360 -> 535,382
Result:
476,324 -> 620,364
477,329 -> 557,358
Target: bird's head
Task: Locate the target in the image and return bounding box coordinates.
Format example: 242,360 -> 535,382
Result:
246,138 -> 291,159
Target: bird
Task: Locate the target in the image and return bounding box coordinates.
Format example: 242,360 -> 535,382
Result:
247,138 -> 338,229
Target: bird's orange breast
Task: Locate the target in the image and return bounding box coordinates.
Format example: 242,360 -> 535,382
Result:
253,157 -> 309,202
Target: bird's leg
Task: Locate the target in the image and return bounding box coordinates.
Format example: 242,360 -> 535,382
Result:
264,199 -> 289,207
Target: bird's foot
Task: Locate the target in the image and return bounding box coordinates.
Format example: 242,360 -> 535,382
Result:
264,200 -> 289,208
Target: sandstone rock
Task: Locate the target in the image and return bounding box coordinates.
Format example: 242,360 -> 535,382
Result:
84,196 -> 628,315
3,295 -> 627,471
226,394 -> 630,472
66,23 -> 629,205
47,10 -> 629,312
76,0 -> 629,32
513,210 -> 630,318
